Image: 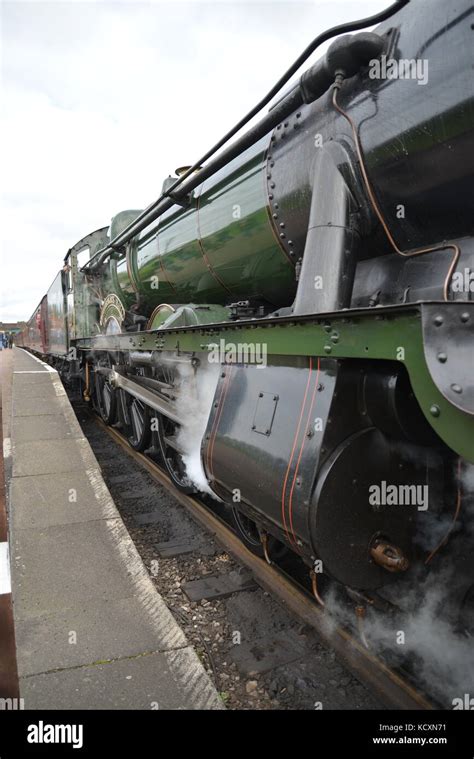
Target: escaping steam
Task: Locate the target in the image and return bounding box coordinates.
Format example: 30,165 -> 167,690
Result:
323,569 -> 474,705
175,361 -> 221,497
324,461 -> 474,706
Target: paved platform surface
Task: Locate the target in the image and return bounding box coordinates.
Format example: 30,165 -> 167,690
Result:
2,348 -> 222,709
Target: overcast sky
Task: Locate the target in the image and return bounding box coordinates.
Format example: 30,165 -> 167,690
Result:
1,0 -> 381,322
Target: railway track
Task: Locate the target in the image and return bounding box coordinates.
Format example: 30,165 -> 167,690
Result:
91,411 -> 436,711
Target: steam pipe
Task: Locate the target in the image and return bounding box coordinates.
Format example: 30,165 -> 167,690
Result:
292,140 -> 361,314
310,569 -> 325,607
355,605 -> 371,649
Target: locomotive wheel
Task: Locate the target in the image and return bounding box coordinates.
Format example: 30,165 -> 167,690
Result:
155,414 -> 194,494
230,507 -> 288,560
117,389 -> 151,452
93,366 -> 117,425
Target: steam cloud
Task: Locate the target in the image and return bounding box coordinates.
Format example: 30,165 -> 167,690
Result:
324,462 -> 474,706
175,361 -> 221,497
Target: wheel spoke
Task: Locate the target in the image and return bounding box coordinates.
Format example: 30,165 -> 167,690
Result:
103,382 -> 111,415
234,509 -> 261,546
156,414 -> 192,492
120,390 -> 130,426
131,399 -> 144,441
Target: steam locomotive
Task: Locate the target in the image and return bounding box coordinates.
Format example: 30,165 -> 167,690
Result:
19,0 -> 474,613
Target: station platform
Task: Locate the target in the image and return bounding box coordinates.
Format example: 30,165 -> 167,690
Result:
1,347 -> 222,709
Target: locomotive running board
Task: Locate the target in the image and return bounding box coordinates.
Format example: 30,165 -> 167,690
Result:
78,301 -> 474,462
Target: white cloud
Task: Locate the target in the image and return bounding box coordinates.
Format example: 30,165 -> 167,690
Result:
0,0 -> 380,321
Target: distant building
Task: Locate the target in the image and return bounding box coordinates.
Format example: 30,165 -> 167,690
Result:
0,322 -> 25,335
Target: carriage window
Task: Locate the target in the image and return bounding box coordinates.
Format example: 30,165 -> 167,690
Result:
77,246 -> 90,269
